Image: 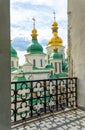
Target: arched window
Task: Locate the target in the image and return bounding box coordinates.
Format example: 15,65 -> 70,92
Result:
17,61 -> 18,67
51,62 -> 53,67
59,63 -> 61,73
55,62 -> 57,72
11,61 -> 14,67
33,59 -> 36,66
40,59 -> 43,67
48,55 -> 50,63
51,71 -> 53,75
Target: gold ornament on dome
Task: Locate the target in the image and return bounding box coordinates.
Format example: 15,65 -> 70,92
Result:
53,47 -> 58,52
31,17 -> 38,39
48,11 -> 63,47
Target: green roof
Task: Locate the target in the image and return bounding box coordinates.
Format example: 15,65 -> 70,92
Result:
50,74 -> 58,79
65,58 -> 68,62
50,51 -> 62,60
12,76 -> 30,90
50,73 -> 68,79
27,39 -> 43,54
13,76 -> 26,82
11,67 -> 18,72
56,73 -> 68,77
45,64 -> 54,69
11,46 -> 18,58
62,62 -> 68,72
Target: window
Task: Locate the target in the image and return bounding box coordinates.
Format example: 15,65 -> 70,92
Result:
40,59 -> 43,67
17,61 -> 18,67
11,61 -> 14,67
51,62 -> 53,67
55,62 -> 57,72
33,59 -> 36,66
59,63 -> 61,73
51,71 -> 53,75
48,55 -> 50,63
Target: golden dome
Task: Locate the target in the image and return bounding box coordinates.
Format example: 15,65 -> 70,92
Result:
31,28 -> 38,39
48,12 -> 63,47
52,21 -> 58,29
48,33 -> 63,46
32,28 -> 37,33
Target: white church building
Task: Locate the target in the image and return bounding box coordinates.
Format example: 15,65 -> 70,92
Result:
11,14 -> 68,81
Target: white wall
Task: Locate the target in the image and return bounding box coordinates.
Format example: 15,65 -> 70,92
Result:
46,45 -> 65,63
15,73 -> 49,81
25,53 -> 46,68
11,57 -> 19,68
68,0 -> 85,108
50,59 -> 62,74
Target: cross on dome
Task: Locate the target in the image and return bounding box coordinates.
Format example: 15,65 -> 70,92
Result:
32,17 -> 35,29
53,11 -> 56,21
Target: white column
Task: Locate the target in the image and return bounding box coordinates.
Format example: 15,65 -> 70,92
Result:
0,0 -> 11,130
68,0 -> 85,109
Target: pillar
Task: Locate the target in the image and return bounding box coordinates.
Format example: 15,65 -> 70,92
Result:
0,0 -> 11,130
68,0 -> 85,109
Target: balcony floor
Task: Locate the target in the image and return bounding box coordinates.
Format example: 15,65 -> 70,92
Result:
12,109 -> 85,130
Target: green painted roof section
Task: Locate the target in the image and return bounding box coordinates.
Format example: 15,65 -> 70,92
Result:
27,39 -> 44,54
11,67 -> 18,72
32,65 -> 53,70
56,73 -> 68,77
65,58 -> 68,62
45,64 -> 54,69
11,46 -> 18,58
50,74 -> 58,79
12,76 -> 30,90
50,72 -> 68,79
50,51 -> 62,60
62,61 -> 68,72
13,76 -> 27,82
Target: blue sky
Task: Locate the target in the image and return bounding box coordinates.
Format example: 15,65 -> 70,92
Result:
10,0 -> 67,65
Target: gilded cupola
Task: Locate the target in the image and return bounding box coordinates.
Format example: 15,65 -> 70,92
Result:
48,11 -> 63,47
31,17 -> 38,39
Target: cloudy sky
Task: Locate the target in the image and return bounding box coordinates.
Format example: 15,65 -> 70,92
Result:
10,0 -> 67,65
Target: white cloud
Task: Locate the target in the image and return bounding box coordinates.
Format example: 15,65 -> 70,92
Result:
11,0 -> 67,9
11,0 -> 67,64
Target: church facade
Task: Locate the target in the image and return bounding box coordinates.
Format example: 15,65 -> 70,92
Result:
11,14 -> 68,81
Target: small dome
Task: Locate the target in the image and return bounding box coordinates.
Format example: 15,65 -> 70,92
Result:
27,39 -> 43,54
32,28 -> 37,33
57,36 -> 63,43
11,46 -> 18,58
48,35 -> 63,46
52,21 -> 58,28
48,17 -> 63,47
31,28 -> 38,39
50,51 -> 62,60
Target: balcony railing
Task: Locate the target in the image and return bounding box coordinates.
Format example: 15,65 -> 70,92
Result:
11,77 -> 77,128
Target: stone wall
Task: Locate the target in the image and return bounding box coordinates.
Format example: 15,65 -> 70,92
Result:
0,0 -> 10,130
68,0 -> 85,108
